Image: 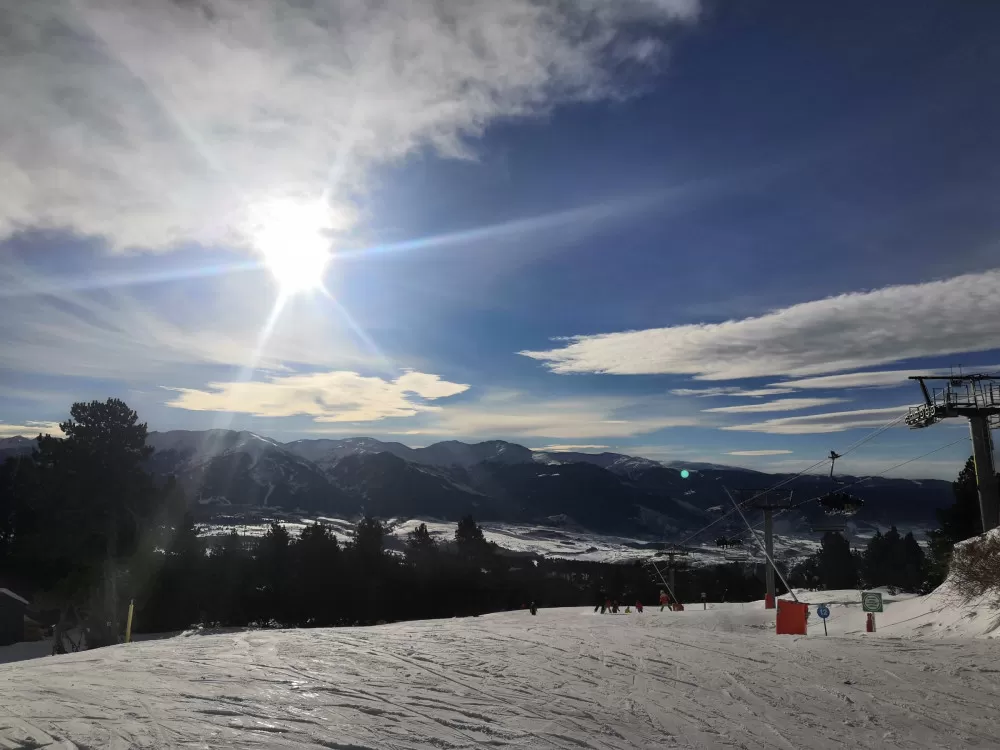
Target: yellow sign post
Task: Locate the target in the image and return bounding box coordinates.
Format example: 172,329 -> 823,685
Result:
125,599 -> 135,644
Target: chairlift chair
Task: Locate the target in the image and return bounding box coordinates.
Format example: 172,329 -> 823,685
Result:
819,491 -> 864,516
714,536 -> 744,548
820,450 -> 865,517
810,520 -> 847,533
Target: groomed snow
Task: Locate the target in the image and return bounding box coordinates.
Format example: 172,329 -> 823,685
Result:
3,598 -> 999,748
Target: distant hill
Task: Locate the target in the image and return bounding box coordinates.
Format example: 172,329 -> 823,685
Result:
0,436 -> 36,463
1,430 -> 956,538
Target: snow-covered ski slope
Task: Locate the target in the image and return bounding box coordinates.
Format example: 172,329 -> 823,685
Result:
3,600 -> 999,749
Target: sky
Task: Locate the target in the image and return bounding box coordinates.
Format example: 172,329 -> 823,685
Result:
1,0 -> 998,480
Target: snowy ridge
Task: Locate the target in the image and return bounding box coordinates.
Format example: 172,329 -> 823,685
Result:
861,529 -> 1000,639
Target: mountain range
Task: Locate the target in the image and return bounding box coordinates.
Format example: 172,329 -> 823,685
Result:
0,430 -> 956,540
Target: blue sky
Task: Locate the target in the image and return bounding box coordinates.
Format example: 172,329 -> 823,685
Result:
1,0 -> 998,479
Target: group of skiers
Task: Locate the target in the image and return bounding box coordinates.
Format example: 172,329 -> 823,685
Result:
593,590 -> 673,614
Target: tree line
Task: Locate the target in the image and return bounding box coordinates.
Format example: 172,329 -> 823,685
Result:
0,398 -> 770,648
788,456 -> 985,594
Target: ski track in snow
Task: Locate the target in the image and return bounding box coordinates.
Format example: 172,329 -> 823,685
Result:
1,606 -> 999,749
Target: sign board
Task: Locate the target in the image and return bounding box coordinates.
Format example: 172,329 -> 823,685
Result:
817,605 -> 830,619
861,592 -> 883,613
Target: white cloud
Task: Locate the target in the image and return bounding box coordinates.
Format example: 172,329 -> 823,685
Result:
670,387 -> 795,398
165,369 -> 469,422
720,406 -> 911,435
776,365 -> 1000,391
394,396 -> 701,439
521,270 -> 1000,380
1,0 -> 697,250
0,421 -> 63,438
702,398 -> 847,414
533,444 -> 610,452
703,397 -> 847,414
724,449 -> 793,456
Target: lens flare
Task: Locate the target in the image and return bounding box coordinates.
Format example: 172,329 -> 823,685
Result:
251,199 -> 332,294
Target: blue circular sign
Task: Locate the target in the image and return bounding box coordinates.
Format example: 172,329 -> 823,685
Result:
817,605 -> 830,619
680,470 -> 690,479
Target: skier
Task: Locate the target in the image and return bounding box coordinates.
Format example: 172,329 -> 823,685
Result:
659,590 -> 670,612
635,600 -> 644,613
604,598 -> 611,614
611,600 -> 619,614
529,602 -> 538,616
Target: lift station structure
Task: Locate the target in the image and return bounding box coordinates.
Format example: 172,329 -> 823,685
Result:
906,373 -> 1000,532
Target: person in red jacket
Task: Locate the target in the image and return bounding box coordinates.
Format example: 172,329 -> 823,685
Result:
659,590 -> 670,611
635,600 -> 644,613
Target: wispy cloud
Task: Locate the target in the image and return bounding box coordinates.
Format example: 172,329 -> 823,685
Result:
0,258 -> 384,378
725,449 -> 793,456
392,395 -> 702,439
165,370 -> 468,422
703,397 -> 847,414
0,421 -> 63,438
670,387 -> 795,398
2,0 -> 697,250
521,270 -> 1000,380
776,365 -> 1000,391
720,406 -> 911,435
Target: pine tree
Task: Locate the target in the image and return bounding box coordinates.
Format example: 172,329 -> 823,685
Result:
455,515 -> 493,561
863,530 -> 888,588
351,517 -> 387,561
206,531 -> 251,625
33,399 -> 156,647
138,512 -> 205,631
818,531 -> 857,589
926,457 -> 984,587
256,522 -> 293,624
406,523 -> 437,558
899,531 -> 926,592
293,522 -> 340,625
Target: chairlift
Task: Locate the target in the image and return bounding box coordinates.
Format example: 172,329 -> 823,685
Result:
714,536 -> 744,548
819,491 -> 864,516
723,549 -> 749,561
810,520 -> 847,533
820,450 -> 864,517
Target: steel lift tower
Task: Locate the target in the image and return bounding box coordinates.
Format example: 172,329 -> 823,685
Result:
735,489 -> 794,608
906,373 -> 1000,531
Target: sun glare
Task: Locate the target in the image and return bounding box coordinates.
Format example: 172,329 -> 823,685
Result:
252,199 -> 333,294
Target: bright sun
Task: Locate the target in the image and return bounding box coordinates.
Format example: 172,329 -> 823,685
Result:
252,199 -> 332,294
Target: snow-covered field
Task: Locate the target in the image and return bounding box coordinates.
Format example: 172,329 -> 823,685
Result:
3,589 -> 1000,749
199,516 -> 819,567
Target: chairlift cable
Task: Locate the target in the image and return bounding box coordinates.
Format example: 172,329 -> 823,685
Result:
730,428 -> 961,542
668,410 -> 909,549
786,436 -> 969,512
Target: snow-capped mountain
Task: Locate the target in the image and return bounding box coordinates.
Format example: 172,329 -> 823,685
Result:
147,430 -> 352,513
284,437 -> 534,469
2,429 -> 956,536
531,450 -> 663,476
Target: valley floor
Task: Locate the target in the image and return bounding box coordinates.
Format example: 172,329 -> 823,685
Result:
2,596 -> 999,749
